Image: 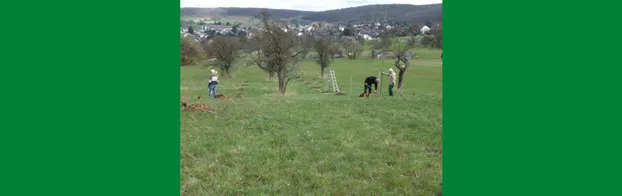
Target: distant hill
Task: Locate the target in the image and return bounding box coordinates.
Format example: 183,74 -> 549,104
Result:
181,4 -> 442,25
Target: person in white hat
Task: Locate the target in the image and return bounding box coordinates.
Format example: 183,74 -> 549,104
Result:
208,69 -> 219,98
382,68 -> 396,96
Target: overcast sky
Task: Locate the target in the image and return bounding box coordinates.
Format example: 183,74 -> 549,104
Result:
180,0 -> 442,11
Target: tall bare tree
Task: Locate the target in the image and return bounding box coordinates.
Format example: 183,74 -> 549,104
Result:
313,36 -> 332,78
249,10 -> 312,95
431,25 -> 442,56
386,32 -> 417,96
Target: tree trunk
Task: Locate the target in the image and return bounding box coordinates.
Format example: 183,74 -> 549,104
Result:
224,68 -> 231,78
397,70 -> 405,96
320,66 -> 325,78
219,65 -> 230,78
277,73 -> 286,95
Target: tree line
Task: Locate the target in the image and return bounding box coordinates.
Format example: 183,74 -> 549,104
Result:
181,4 -> 442,25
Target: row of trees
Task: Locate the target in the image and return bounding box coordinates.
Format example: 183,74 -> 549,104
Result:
181,19 -> 238,30
180,10 -> 442,96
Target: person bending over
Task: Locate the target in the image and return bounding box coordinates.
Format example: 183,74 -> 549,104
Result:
363,76 -> 379,97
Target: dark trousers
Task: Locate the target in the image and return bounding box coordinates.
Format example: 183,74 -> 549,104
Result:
208,83 -> 218,98
388,84 -> 394,96
364,84 -> 372,94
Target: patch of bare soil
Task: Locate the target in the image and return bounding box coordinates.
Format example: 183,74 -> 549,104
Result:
181,101 -> 210,112
359,93 -> 373,98
214,93 -> 244,100
215,94 -> 230,100
335,92 -> 346,96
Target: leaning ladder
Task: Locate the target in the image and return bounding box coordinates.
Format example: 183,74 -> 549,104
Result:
324,70 -> 340,93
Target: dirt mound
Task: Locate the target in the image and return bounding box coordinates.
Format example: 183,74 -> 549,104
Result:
215,94 -> 229,100
181,101 -> 210,112
359,93 -> 373,97
213,93 -> 244,100
336,92 -> 346,96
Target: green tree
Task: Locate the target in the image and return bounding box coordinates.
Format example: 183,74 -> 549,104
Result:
421,35 -> 435,48
342,22 -> 356,36
180,35 -> 204,66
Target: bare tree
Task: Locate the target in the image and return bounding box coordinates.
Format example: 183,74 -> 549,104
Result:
248,44 -> 276,80
246,29 -> 276,80
371,34 -> 392,60
205,36 -> 242,77
379,34 -> 392,49
249,10 -> 312,95
313,36 -> 332,78
386,32 -> 417,96
328,41 -> 344,60
421,35 -> 436,49
431,25 -> 442,56
343,40 -> 364,59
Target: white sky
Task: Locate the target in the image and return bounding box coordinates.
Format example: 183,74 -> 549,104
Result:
180,0 -> 442,11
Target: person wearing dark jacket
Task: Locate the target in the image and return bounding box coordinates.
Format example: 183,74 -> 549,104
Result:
363,76 -> 379,97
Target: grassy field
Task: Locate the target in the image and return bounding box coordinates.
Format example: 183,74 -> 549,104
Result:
180,48 -> 442,195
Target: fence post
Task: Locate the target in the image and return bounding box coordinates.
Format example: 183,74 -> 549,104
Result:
349,76 -> 353,97
379,70 -> 383,97
377,71 -> 382,97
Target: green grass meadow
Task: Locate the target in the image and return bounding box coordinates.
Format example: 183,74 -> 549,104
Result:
181,48 -> 442,195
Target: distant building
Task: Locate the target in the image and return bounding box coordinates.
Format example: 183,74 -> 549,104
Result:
421,25 -> 431,34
